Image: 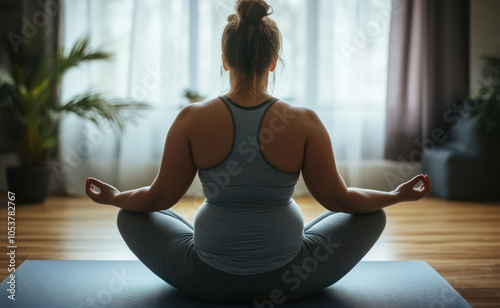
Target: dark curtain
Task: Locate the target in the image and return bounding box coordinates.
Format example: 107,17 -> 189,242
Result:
384,0 -> 469,161
0,0 -> 61,154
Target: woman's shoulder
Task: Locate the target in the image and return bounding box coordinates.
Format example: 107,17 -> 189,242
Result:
180,98 -> 222,111
175,98 -> 232,131
179,97 -> 319,126
270,99 -> 321,127
177,98 -> 226,119
273,99 -> 315,114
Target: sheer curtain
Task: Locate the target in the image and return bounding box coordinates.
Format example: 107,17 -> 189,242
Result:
59,0 -> 391,196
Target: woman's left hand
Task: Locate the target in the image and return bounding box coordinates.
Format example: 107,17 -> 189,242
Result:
85,177 -> 120,205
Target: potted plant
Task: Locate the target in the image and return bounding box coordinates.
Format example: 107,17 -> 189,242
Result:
0,36 -> 148,204
183,89 -> 206,104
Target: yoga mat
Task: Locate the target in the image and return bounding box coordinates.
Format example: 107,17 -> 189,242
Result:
0,260 -> 470,307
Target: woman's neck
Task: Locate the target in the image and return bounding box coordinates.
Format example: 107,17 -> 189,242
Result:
226,91 -> 271,107
227,71 -> 271,107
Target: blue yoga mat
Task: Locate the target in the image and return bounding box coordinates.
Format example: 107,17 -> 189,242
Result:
0,260 -> 470,307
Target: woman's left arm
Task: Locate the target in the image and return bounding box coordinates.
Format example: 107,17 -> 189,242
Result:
85,105 -> 198,212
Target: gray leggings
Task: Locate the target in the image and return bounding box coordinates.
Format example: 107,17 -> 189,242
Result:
117,207 -> 386,305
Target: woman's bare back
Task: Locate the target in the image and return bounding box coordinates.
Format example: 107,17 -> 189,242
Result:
187,97 -> 308,173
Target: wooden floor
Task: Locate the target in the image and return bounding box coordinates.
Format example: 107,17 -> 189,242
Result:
0,195 -> 499,306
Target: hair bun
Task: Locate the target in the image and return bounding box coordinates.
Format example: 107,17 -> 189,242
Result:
236,0 -> 271,23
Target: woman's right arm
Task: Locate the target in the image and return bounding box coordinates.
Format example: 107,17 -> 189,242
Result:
300,109 -> 431,214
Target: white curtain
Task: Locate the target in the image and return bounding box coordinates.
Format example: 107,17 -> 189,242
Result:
59,0 -> 391,196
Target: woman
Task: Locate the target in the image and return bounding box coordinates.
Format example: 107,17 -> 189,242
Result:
85,0 -> 431,304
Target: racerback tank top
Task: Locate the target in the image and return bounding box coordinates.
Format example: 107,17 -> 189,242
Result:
194,95 -> 304,275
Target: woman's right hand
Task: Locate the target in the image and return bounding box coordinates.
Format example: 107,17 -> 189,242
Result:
394,174 -> 432,202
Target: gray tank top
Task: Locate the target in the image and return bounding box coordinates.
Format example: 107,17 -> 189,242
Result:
194,95 -> 304,275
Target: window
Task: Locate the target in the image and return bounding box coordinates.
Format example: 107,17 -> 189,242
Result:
63,0 -> 391,160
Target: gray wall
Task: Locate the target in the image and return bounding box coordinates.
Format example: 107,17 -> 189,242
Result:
470,0 -> 500,92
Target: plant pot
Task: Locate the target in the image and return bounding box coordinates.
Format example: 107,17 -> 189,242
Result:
6,165 -> 52,204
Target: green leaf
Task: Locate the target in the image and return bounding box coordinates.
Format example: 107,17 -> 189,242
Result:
58,90 -> 150,131
43,136 -> 57,150
29,77 -> 51,114
31,57 -> 52,91
56,36 -> 112,83
4,34 -> 151,165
